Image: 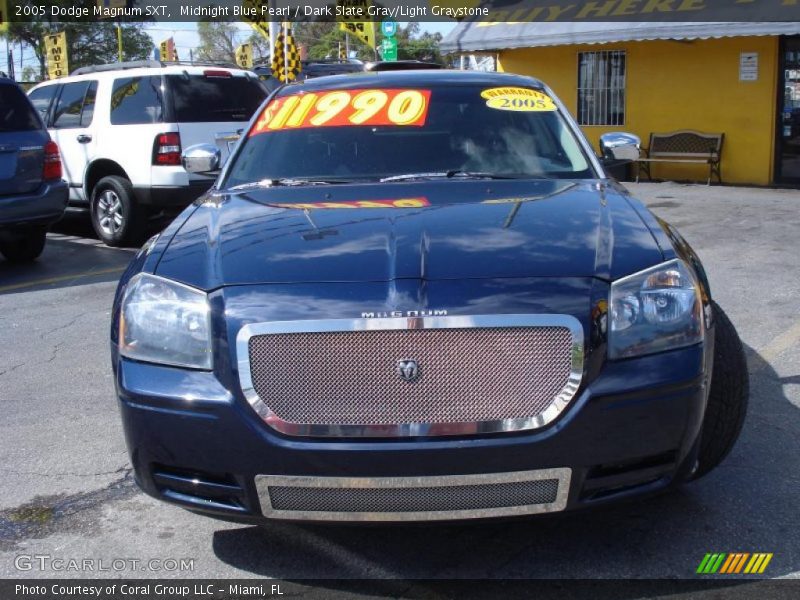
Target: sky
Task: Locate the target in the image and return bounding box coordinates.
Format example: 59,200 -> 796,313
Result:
6,22 -> 456,80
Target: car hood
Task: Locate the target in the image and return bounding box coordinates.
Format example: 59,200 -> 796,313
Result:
155,179 -> 665,290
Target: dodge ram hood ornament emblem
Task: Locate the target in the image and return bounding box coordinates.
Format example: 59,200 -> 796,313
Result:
396,359 -> 420,383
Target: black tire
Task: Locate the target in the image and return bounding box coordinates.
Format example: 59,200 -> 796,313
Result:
90,175 -> 146,247
693,301 -> 749,479
0,226 -> 47,263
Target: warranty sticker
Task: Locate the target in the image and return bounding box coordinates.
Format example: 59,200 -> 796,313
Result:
481,87 -> 557,112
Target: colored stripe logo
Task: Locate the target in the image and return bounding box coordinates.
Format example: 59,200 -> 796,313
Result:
697,553 -> 773,574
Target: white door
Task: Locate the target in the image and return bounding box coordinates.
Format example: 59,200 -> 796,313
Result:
50,80 -> 98,203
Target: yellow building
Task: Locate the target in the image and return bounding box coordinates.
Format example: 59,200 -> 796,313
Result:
442,23 -> 800,186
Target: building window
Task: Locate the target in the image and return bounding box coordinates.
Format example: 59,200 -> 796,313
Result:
577,51 -> 626,126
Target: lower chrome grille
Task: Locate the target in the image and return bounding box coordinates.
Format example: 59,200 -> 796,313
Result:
237,315 -> 584,437
256,469 -> 571,521
269,480 -> 559,513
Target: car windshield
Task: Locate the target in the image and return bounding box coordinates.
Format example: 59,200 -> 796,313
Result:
223,83 -> 594,188
0,84 -> 41,132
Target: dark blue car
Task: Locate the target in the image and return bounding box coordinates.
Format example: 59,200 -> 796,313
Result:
0,77 -> 67,262
111,71 -> 747,523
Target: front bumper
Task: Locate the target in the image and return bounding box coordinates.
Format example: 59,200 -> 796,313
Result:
0,180 -> 68,229
116,343 -> 708,523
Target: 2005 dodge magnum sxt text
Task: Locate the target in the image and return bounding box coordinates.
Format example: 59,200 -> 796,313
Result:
110,71 -> 748,523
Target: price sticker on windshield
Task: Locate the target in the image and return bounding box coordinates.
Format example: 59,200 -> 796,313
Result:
481,87 -> 557,112
251,89 -> 431,135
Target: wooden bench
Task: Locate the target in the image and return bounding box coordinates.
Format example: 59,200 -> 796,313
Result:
636,130 -> 724,185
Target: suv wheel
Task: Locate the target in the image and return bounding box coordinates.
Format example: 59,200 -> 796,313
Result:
0,226 -> 47,263
90,176 -> 146,247
692,301 -> 749,479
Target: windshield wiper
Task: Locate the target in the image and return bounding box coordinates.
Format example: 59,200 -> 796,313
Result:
446,170 -> 520,179
380,171 -> 518,182
229,178 -> 351,190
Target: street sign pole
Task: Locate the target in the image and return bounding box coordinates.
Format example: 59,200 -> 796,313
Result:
381,21 -> 397,37
381,37 -> 397,62
380,20 -> 397,62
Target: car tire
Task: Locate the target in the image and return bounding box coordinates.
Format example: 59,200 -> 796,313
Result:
90,176 -> 146,247
692,301 -> 749,479
0,226 -> 47,263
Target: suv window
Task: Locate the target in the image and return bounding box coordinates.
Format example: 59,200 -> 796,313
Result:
28,84 -> 59,124
0,84 -> 41,132
80,81 -> 98,127
166,75 -> 265,122
110,76 -> 164,125
53,81 -> 91,129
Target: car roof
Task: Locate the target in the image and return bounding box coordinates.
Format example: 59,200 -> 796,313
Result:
29,64 -> 255,89
283,69 -> 546,93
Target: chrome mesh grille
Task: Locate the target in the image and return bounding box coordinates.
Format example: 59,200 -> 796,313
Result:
256,469 -> 572,520
268,479 -> 559,513
247,326 -> 573,426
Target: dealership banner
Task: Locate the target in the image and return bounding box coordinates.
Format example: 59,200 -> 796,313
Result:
236,42 -> 254,68
4,0 -> 799,23
0,0 -> 8,32
43,31 -> 68,79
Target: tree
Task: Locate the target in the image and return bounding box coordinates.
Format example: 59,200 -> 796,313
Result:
195,21 -> 239,63
1,1 -> 153,79
291,22 -> 443,64
293,23 -> 355,61
247,30 -> 270,65
391,23 -> 443,63
21,66 -> 38,82
192,23 -> 269,66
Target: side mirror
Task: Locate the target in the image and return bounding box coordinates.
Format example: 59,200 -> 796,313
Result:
599,132 -> 641,163
182,144 -> 221,175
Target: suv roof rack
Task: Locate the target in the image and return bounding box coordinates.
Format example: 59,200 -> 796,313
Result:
71,60 -> 241,76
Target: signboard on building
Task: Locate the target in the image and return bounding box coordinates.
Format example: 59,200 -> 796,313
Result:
740,52 -> 758,81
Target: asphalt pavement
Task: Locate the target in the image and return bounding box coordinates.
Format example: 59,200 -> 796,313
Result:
0,183 -> 798,581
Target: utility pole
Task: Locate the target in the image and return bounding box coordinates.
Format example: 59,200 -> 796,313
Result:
5,40 -> 13,79
283,22 -> 288,79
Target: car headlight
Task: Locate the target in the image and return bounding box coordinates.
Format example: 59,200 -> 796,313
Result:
609,259 -> 703,359
119,273 -> 212,369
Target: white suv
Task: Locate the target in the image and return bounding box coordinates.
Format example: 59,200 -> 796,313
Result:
27,61 -> 267,245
